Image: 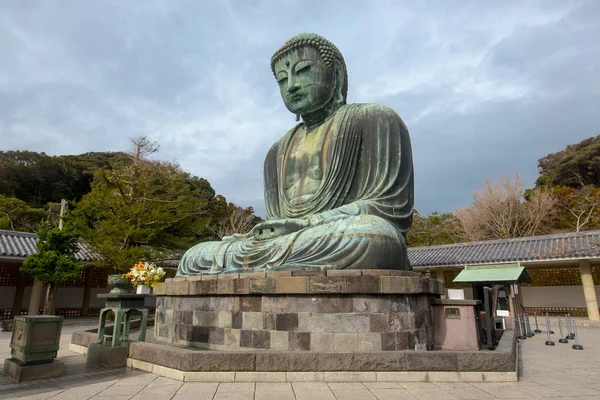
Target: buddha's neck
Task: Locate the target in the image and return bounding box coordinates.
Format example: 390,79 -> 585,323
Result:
301,100 -> 340,132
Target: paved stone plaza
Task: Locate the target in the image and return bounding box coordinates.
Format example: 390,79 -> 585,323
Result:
1,319 -> 600,399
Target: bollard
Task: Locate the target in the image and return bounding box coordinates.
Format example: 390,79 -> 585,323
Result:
558,317 -> 568,344
516,315 -> 527,340
525,314 -> 535,337
533,312 -> 542,333
544,315 -> 555,346
572,320 -> 583,350
566,314 -> 575,340
565,314 -> 572,339
546,313 -> 554,334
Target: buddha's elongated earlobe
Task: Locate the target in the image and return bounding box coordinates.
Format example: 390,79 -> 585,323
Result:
333,64 -> 346,107
296,114 -> 300,121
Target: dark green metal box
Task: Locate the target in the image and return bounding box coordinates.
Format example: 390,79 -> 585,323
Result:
10,315 -> 64,365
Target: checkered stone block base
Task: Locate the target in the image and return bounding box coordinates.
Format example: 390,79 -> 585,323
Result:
153,270 -> 443,352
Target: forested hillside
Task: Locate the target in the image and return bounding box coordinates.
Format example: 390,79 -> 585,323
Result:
0,150 -> 130,207
0,145 -> 260,239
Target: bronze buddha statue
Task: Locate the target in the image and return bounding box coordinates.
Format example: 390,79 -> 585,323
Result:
177,33 -> 414,275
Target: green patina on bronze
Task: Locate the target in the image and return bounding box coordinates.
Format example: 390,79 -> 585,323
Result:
96,294 -> 149,347
9,316 -> 64,365
177,32 -> 414,275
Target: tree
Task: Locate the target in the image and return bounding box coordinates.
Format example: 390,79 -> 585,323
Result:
0,150 -> 129,207
536,134 -> 600,188
20,221 -> 85,315
551,185 -> 600,232
407,210 -> 464,247
0,195 -> 47,232
71,137 -> 215,272
455,174 -> 556,241
213,204 -> 260,239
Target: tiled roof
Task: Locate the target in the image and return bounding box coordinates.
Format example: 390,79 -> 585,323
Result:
408,230 -> 600,268
0,229 -> 100,262
8,227 -> 596,269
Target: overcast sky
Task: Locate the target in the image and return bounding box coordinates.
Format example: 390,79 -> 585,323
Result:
1,0 -> 599,218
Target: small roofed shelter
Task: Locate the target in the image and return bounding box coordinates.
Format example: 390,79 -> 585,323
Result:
453,263 -> 532,286
408,230 -> 600,321
453,263 -> 533,327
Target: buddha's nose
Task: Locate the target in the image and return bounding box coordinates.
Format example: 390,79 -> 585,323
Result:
287,77 -> 300,93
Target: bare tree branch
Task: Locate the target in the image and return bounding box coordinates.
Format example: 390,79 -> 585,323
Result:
455,174 -> 557,240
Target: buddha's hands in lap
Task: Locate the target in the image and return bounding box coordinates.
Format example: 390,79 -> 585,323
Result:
251,218 -> 310,240
223,218 -> 310,242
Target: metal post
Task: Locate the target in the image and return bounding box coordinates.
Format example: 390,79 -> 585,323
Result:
516,315 -> 526,340
566,314 -> 575,339
572,320 -> 583,350
558,317 -> 568,343
546,313 -> 554,334
544,314 -> 555,346
525,314 -> 534,337
565,314 -> 572,339
533,312 -> 542,333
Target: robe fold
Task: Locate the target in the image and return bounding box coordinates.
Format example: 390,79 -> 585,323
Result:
176,103 -> 414,276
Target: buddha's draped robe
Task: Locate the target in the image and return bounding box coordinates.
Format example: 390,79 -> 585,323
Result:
176,103 -> 414,276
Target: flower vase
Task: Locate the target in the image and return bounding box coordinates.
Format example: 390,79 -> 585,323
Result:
136,285 -> 152,295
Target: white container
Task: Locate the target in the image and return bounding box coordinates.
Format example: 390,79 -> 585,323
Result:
447,289 -> 465,300
136,285 -> 151,295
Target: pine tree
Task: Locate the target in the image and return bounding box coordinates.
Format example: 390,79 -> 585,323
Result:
21,221 -> 85,315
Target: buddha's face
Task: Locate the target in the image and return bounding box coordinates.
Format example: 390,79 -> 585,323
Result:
274,46 -> 336,115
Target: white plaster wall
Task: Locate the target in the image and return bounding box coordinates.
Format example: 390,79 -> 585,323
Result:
0,287 -> 16,308
90,288 -> 108,307
54,288 -> 85,308
21,287 -> 37,309
521,286 -> 600,308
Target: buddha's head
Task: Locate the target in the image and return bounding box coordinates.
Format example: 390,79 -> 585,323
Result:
271,33 -> 348,117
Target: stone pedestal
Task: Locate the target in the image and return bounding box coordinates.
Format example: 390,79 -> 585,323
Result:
3,358 -> 64,382
87,343 -> 129,367
153,270 -> 444,352
432,299 -> 482,351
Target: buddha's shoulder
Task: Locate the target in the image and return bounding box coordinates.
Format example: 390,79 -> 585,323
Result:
338,103 -> 404,125
341,103 -> 403,119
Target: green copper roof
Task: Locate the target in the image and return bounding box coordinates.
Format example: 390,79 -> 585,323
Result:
453,263 -> 532,284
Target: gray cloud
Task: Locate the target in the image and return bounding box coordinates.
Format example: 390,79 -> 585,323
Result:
1,0 -> 599,218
